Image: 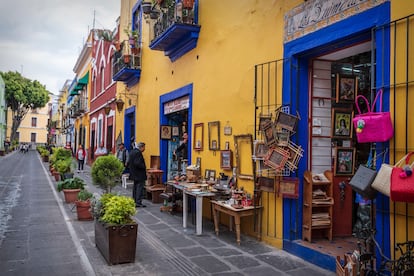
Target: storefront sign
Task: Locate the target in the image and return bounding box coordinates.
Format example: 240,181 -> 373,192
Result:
164,96 -> 189,115
284,0 -> 388,42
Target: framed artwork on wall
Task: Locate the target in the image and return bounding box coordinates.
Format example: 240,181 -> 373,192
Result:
160,125 -> 172,140
334,147 -> 355,176
336,74 -> 357,102
332,108 -> 353,138
220,150 -> 233,170
193,123 -> 204,151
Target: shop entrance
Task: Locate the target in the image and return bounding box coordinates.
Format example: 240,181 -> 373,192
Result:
303,43 -> 374,257
165,110 -> 188,180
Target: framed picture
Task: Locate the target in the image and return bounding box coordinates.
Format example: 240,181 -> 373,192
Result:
172,126 -> 179,136
234,134 -> 254,180
262,121 -> 277,147
334,147 -> 355,176
276,131 -> 290,147
193,123 -> 203,151
204,169 -> 216,181
253,140 -> 268,159
332,108 -> 353,138
277,177 -> 299,199
208,121 -> 220,151
275,108 -> 299,132
160,125 -> 171,140
259,114 -> 272,131
225,141 -> 230,150
257,176 -> 275,193
336,74 -> 357,102
264,147 -> 290,172
220,150 -> 233,170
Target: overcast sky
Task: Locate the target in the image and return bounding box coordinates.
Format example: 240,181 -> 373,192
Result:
0,0 -> 120,95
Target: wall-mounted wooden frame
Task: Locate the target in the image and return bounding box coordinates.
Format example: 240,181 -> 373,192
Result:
259,114 -> 272,131
172,126 -> 179,136
277,177 -> 299,199
334,147 -> 355,176
262,121 -> 277,147
257,176 -> 275,193
160,125 -> 172,140
336,74 -> 357,102
193,123 -> 204,151
204,169 -> 216,181
275,109 -> 299,132
234,134 -> 254,180
332,108 -> 353,138
253,140 -> 268,160
285,141 -> 304,172
208,121 -> 220,150
264,147 -> 290,172
276,131 -> 290,147
220,150 -> 233,170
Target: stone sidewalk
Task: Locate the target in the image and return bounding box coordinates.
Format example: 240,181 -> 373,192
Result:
0,150 -> 335,275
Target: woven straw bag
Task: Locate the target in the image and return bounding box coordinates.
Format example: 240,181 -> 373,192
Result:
372,153 -> 409,197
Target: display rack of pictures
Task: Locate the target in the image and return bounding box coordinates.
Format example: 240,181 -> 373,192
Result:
254,106 -> 303,198
332,74 -> 356,174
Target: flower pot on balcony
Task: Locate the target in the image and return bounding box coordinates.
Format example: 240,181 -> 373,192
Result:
150,10 -> 160,19
131,47 -> 140,55
183,0 -> 194,9
142,2 -> 151,14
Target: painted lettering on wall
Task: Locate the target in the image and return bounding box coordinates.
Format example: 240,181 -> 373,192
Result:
284,0 -> 388,42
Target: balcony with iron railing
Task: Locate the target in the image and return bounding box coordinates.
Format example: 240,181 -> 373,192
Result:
147,0 -> 200,62
112,45 -> 141,87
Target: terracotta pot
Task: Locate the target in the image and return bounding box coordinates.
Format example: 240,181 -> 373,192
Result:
95,220 -> 138,265
63,189 -> 81,203
53,171 -> 60,181
75,200 -> 93,221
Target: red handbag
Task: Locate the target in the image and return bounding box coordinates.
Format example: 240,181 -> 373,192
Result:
390,152 -> 414,203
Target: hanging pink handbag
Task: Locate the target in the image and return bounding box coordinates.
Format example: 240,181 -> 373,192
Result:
352,89 -> 393,143
390,152 -> 414,203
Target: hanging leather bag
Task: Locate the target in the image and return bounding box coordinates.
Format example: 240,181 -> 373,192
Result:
349,149 -> 377,199
390,152 -> 414,203
352,89 -> 393,143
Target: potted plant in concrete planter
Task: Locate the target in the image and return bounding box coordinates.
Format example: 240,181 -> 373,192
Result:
57,177 -> 86,203
91,193 -> 138,265
75,189 -> 94,221
91,155 -> 124,193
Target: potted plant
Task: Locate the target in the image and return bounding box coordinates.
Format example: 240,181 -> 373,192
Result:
50,147 -> 73,180
75,189 -> 94,221
57,177 -> 86,203
91,155 -> 124,193
55,157 -> 74,179
91,193 -> 138,265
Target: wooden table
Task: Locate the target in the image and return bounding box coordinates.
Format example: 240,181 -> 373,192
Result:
166,181 -> 215,235
210,200 -> 262,245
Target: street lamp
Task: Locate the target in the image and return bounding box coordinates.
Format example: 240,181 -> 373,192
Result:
116,98 -> 125,112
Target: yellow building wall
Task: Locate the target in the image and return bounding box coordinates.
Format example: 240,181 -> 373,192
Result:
6,104 -> 49,144
123,0 -> 303,248
389,0 -> 414,259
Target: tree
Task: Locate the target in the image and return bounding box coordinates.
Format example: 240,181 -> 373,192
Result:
0,71 -> 50,142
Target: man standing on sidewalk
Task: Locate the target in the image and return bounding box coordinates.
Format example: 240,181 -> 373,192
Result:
128,142 -> 147,207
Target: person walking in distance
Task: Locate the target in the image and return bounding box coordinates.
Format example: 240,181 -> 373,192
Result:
76,145 -> 86,173
128,142 -> 147,207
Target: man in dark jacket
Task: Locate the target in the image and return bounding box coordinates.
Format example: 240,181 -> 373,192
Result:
128,142 -> 147,207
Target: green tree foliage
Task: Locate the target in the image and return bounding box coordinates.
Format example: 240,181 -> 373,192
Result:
0,71 -> 50,142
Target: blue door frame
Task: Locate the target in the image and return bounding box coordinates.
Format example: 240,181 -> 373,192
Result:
282,2 -> 391,271
159,84 -> 193,183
